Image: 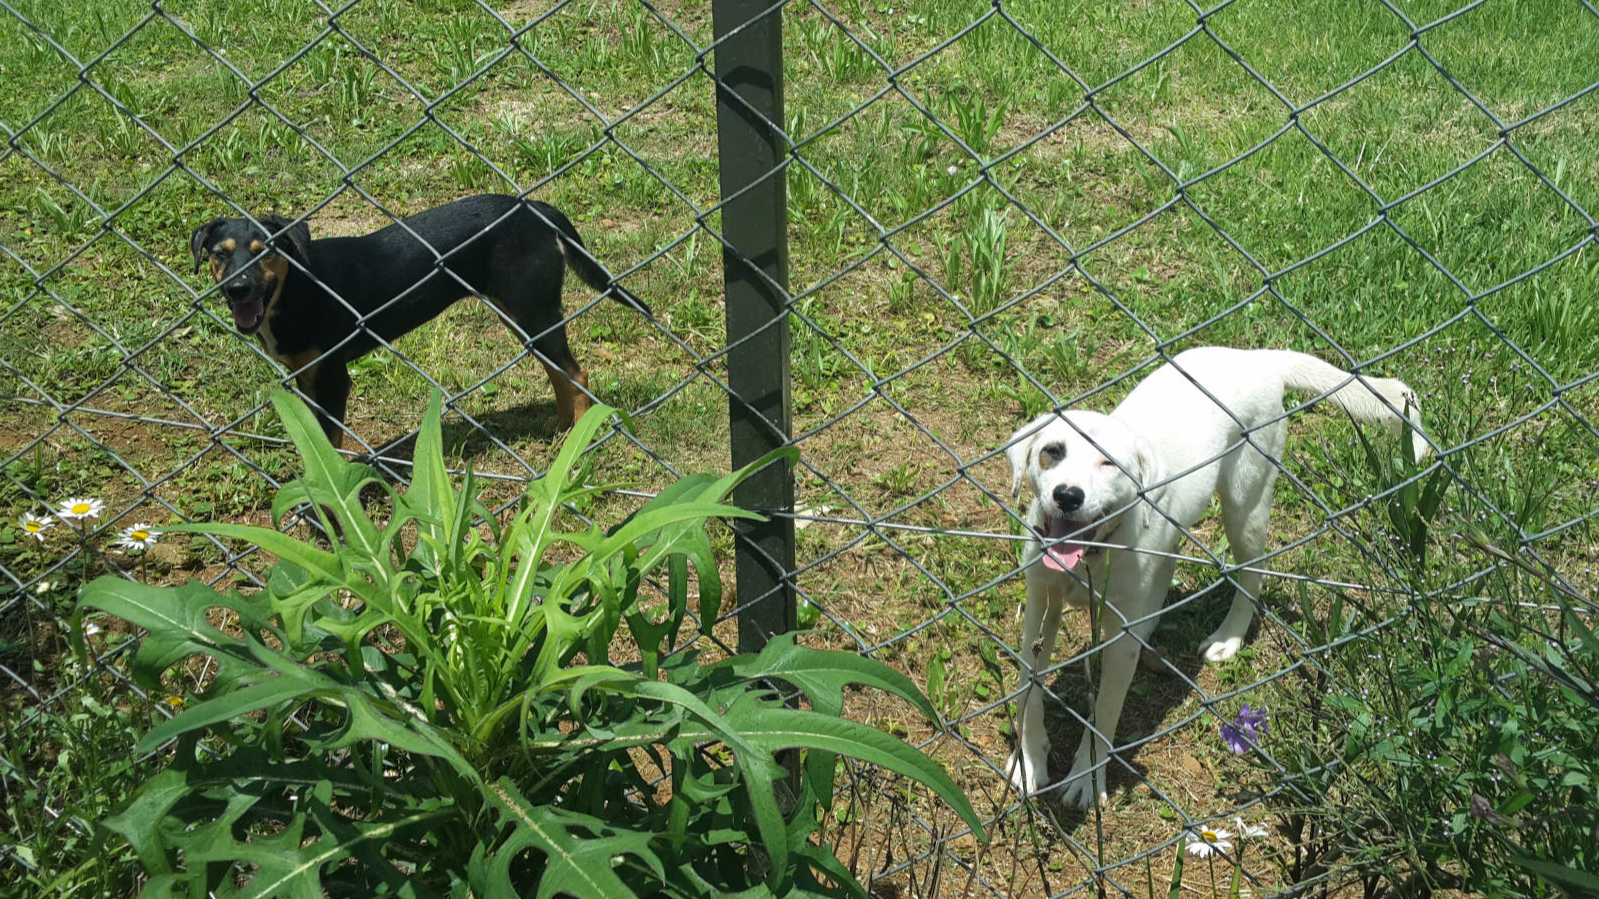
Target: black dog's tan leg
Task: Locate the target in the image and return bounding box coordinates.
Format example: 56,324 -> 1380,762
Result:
287,352 -> 351,447
523,321 -> 590,429
487,296 -> 591,429
540,357 -> 590,427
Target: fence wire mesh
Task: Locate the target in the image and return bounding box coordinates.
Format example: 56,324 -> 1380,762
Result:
2,0 -> 1597,896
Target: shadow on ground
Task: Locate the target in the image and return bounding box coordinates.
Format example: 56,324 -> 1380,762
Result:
1032,585 -> 1256,830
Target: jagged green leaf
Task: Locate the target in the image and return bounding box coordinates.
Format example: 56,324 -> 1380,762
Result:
720,633 -> 944,814
627,681 -> 791,884
268,390 -> 388,565
161,522 -> 343,587
723,703 -> 985,841
76,576 -> 258,690
100,767 -> 190,876
333,689 -> 480,784
400,390 -> 454,572
725,633 -> 938,722
183,793 -> 322,899
137,672 -> 322,753
476,778 -> 661,899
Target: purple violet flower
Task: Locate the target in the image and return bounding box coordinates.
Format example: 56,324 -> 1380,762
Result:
1219,704 -> 1269,754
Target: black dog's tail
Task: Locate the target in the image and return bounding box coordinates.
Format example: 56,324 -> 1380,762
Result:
530,201 -> 653,318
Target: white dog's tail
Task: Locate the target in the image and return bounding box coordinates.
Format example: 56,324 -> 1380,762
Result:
1275,351 -> 1434,462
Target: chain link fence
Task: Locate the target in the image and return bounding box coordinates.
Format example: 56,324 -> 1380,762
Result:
3,0 -> 1597,895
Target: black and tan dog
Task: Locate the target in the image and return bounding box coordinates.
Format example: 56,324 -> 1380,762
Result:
190,194 -> 650,444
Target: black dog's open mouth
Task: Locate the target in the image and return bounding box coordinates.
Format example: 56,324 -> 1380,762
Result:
1033,517 -> 1104,573
230,298 -> 265,333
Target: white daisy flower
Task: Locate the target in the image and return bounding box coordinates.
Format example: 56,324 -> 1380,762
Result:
1234,817 -> 1269,840
56,497 -> 104,521
114,523 -> 162,552
83,621 -> 101,637
17,512 -> 54,541
1185,825 -> 1234,858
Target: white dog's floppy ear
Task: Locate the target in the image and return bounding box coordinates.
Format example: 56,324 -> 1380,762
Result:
1004,413 -> 1052,499
1005,429 -> 1033,500
1134,433 -> 1162,528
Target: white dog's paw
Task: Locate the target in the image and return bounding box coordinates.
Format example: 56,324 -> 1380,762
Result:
1200,631 -> 1246,663
1055,763 -> 1108,809
1004,747 -> 1050,794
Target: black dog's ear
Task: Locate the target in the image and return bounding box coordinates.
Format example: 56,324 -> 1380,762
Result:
189,217 -> 226,274
263,214 -> 312,263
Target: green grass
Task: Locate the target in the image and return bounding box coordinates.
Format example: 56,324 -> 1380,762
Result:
1,0 -> 1597,895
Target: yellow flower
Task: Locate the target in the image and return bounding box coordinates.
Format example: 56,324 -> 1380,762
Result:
166,695 -> 185,708
1185,826 -> 1234,858
56,497 -> 104,521
115,523 -> 162,552
17,512 -> 54,541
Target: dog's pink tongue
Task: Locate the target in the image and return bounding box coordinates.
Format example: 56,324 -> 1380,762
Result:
1043,542 -> 1086,572
1041,519 -> 1087,572
231,299 -> 263,329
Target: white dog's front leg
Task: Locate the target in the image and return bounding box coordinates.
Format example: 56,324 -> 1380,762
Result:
1007,570 -> 1063,795
1057,626 -> 1143,808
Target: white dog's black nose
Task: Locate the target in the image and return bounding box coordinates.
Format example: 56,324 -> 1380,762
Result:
1053,485 -> 1085,512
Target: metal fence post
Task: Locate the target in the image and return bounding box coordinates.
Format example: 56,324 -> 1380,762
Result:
711,0 -> 794,654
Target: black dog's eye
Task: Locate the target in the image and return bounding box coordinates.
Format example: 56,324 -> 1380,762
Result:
1098,458 -> 1117,468
1040,443 -> 1064,460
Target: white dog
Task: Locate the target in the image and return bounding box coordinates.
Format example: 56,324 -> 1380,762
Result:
1003,347 -> 1430,807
